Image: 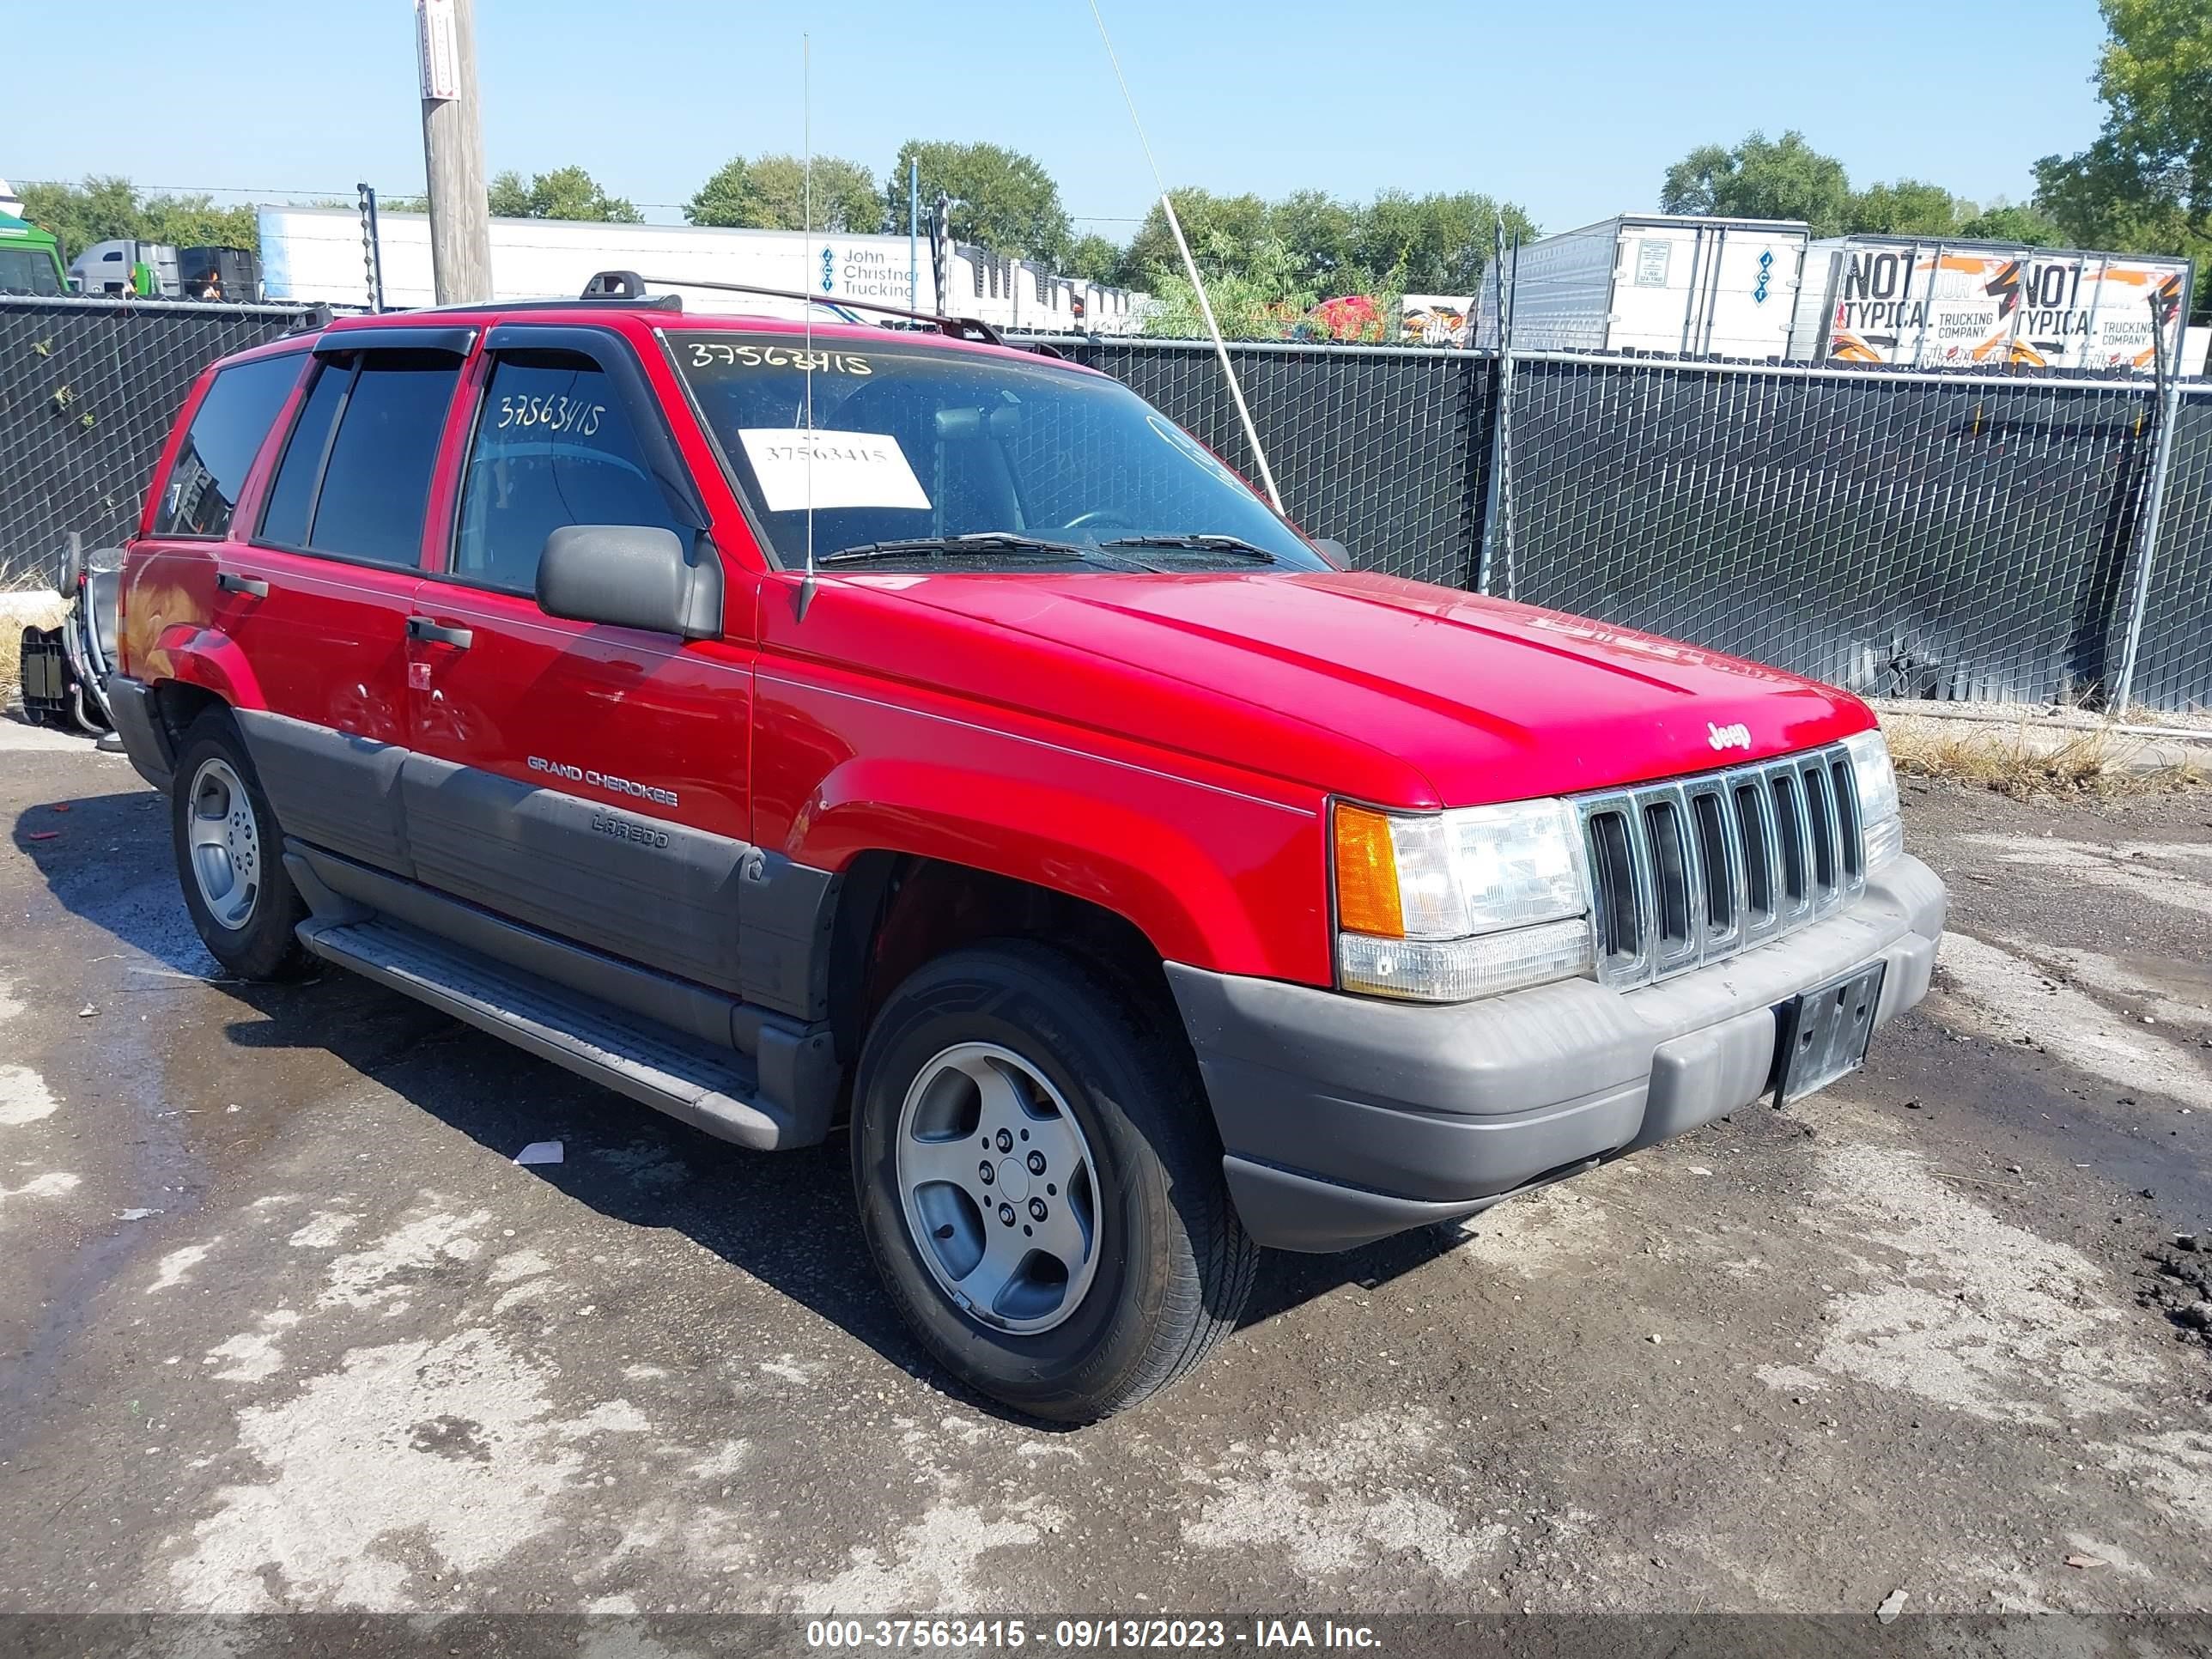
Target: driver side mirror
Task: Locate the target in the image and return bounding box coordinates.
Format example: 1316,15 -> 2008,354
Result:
537,525 -> 723,641
1311,538 -> 1352,569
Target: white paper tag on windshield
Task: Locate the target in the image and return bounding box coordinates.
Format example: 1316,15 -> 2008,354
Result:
738,428 -> 930,514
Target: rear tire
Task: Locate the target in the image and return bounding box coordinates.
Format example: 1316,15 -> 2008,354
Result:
169,708 -> 312,981
852,940 -> 1255,1423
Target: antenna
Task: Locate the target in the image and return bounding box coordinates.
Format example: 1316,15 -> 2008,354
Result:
1086,1 -> 1283,513
798,32 -> 818,617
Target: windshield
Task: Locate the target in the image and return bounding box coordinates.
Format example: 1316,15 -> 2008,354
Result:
665,331 -> 1328,572
0,245 -> 64,296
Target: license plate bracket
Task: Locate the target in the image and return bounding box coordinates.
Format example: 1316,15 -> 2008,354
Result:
1773,959 -> 1887,1105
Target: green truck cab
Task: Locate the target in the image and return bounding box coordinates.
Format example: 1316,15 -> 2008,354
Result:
0,211 -> 68,295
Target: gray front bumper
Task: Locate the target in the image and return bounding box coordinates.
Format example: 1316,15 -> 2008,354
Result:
1167,854 -> 1946,1253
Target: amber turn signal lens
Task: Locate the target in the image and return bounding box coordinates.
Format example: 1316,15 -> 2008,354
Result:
1333,803 -> 1406,939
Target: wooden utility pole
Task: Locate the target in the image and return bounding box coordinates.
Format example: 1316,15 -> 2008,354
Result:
416,0 -> 492,305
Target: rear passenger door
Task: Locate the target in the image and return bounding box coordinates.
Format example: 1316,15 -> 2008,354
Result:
125,343 -> 307,679
225,328 -> 471,875
402,325 -> 758,995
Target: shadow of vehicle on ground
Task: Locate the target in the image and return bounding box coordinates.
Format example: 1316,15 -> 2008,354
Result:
14,787 -> 1463,1425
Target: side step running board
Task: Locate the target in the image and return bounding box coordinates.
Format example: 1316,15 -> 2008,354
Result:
298,915 -> 801,1151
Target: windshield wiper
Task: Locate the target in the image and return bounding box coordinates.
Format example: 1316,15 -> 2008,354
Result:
820,532 -> 1096,567
1101,534 -> 1279,562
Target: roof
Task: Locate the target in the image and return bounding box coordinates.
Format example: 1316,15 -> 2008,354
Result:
1536,212 -> 1814,241
245,293 -> 1100,378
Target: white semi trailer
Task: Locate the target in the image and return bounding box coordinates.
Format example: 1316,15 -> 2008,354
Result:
1474,214 -> 1810,359
1786,237 -> 2193,373
256,205 -> 1146,334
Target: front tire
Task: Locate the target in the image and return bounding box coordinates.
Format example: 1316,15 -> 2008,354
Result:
169,708 -> 312,981
852,941 -> 1255,1422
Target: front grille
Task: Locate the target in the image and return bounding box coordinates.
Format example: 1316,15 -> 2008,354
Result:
1576,744 -> 1864,989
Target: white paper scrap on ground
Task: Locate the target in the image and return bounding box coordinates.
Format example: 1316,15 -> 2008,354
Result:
737,429 -> 929,514
514,1140 -> 564,1166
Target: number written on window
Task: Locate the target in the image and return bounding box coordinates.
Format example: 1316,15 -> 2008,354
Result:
495,393 -> 605,435
453,354 -> 687,593
685,340 -> 872,375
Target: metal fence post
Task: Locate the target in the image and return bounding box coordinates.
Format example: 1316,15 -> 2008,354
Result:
1476,231 -> 1518,596
356,184 -> 386,313
2112,297 -> 2184,714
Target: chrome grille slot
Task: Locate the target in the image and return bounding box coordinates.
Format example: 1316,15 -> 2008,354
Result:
1642,791 -> 1698,976
1583,800 -> 1650,983
1732,780 -> 1776,940
1577,742 -> 1863,990
1769,768 -> 1811,925
1831,755 -> 1866,889
1687,783 -> 1741,954
1801,755 -> 1840,915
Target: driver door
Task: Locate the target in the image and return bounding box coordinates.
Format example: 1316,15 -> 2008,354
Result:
400,325 -> 758,994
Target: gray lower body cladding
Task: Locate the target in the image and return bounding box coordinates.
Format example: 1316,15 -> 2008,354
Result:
398,751 -> 750,996
225,709 -> 836,1021
234,708 -> 412,873
1168,854 -> 1948,1253
286,843 -> 839,1149
104,673 -> 173,793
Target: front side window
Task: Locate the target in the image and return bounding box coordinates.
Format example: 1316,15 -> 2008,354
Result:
154,352 -> 304,537
257,351 -> 460,568
665,331 -> 1327,572
451,352 -> 689,593
0,246 -> 64,296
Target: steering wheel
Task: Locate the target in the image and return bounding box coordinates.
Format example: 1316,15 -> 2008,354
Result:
1060,507 -> 1140,534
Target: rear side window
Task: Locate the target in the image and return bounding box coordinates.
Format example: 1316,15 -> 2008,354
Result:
258,361 -> 347,548
257,351 -> 461,568
154,352 -> 304,537
451,352 -> 688,593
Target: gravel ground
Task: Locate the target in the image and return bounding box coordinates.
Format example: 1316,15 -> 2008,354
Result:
2,714 -> 2209,1637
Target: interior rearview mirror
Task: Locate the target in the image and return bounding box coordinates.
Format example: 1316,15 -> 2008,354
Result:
536,525 -> 723,641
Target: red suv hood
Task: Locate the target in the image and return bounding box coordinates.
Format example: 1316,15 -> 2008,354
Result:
835,568 -> 1873,808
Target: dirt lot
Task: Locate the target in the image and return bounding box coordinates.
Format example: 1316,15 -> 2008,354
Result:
2,713 -> 2209,1632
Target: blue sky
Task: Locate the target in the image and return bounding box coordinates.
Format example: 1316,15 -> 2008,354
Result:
11,0 -> 2110,240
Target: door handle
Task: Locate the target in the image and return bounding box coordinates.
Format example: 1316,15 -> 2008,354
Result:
216,571 -> 270,599
405,616 -> 474,649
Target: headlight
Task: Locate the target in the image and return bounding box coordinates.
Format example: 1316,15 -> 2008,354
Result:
1333,799 -> 1594,1002
1844,729 -> 1903,870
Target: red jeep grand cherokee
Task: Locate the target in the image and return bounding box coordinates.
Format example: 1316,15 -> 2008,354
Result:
107,282 -> 1944,1421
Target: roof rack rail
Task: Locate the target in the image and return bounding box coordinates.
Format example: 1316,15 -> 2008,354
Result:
575,270 -> 684,310
597,271 -> 1004,345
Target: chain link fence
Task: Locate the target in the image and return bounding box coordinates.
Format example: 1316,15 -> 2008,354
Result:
1052,338 -> 1493,591
1492,355 -> 2169,707
2130,390 -> 2212,714
1048,337 -> 2207,715
0,295 -> 315,589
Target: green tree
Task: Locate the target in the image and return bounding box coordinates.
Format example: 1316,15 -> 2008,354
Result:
1267,189 -> 1362,287
1844,179 -> 1962,236
1660,131 -> 1854,235
18,175 -> 258,260
2034,0 -> 2212,275
1115,185 -> 1536,333
686,154 -> 880,232
1139,237 -> 1321,340
891,140 -> 1070,264
1064,233 -> 1123,284
487,166 -> 641,223
1353,191 -> 1535,294
1121,189 -> 1270,283
1956,203 -> 2064,245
